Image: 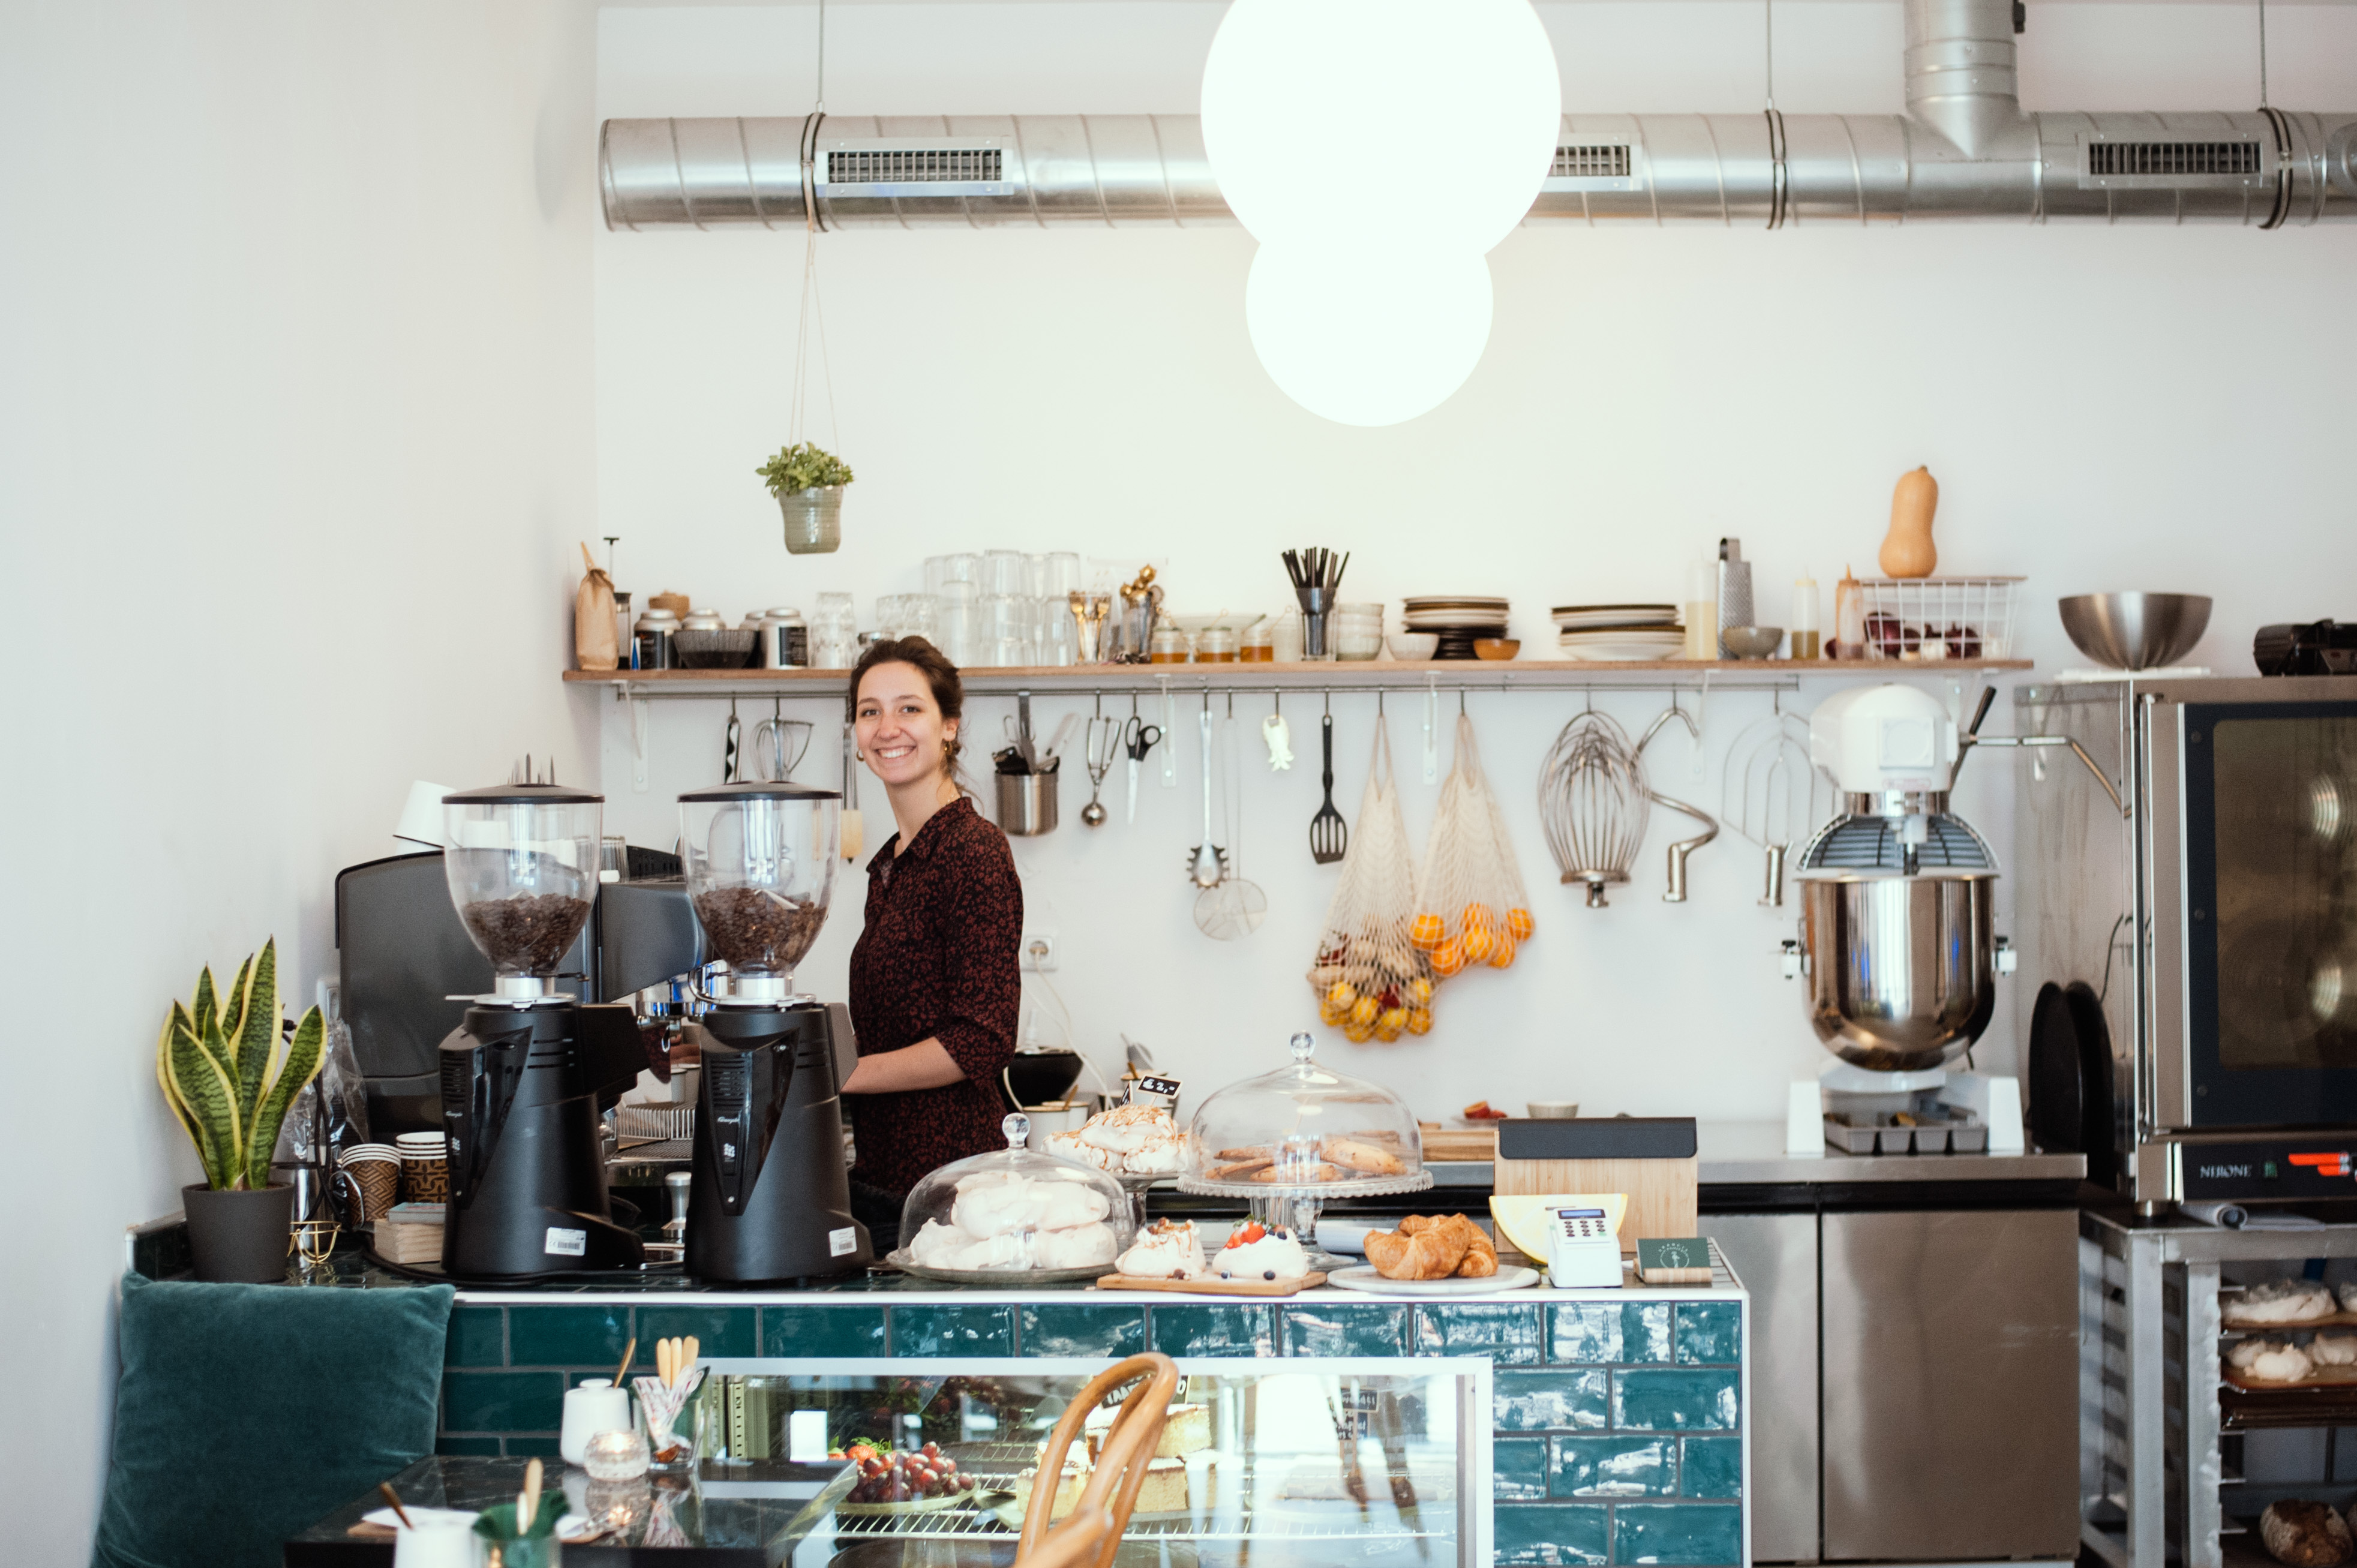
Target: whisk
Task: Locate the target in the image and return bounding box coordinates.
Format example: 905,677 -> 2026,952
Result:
1539,710 -> 1650,908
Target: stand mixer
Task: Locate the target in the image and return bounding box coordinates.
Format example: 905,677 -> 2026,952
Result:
1779,684 -> 2025,1156
678,781 -> 870,1282
438,782 -> 647,1278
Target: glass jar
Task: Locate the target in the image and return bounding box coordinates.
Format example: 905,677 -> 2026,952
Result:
441,785 -> 601,998
1240,617 -> 1275,663
1149,624 -> 1191,664
894,1113 -> 1132,1279
812,591 -> 857,669
679,782 -> 840,1003
1197,625 -> 1239,663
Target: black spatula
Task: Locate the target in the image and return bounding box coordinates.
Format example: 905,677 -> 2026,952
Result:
1310,711 -> 1347,864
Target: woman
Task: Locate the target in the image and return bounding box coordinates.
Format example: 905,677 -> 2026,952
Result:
840,636 -> 1023,1254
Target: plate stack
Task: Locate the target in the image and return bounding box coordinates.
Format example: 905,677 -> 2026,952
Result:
1553,605 -> 1684,661
1402,597 -> 1510,660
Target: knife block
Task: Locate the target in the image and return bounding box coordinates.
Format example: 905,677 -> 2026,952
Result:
1493,1118 -> 1698,1257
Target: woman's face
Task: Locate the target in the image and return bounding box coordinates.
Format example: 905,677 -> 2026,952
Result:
855,662 -> 957,789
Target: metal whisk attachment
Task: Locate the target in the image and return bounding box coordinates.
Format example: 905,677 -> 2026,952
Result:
1539,711 -> 1651,908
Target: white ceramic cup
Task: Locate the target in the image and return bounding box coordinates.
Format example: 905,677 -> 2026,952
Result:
390,1519 -> 475,1568
562,1378 -> 635,1465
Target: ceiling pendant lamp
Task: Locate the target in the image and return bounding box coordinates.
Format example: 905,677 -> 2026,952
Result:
1201,0 -> 1562,426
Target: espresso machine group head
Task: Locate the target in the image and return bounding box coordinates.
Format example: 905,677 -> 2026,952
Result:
678,780 -> 870,1282
437,782 -> 644,1279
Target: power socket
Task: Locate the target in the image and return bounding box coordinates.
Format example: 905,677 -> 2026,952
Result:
1021,931 -> 1059,971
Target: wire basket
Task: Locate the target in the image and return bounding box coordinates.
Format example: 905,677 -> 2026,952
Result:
1850,577 -> 2023,661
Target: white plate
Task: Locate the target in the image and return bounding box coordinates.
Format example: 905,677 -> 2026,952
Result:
1559,641 -> 1687,661
1325,1264 -> 1542,1295
1553,614 -> 1680,630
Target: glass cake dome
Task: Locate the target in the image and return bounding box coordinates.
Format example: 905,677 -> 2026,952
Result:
891,1113 -> 1135,1283
1179,1032 -> 1432,1201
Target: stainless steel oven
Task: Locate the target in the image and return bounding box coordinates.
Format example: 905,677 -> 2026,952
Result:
2015,675 -> 2357,1206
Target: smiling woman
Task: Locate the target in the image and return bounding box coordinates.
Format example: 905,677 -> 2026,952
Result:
840,638 -> 1025,1252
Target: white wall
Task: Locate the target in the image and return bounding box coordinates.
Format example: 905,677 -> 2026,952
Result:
0,2 -> 599,1555
591,2 -> 2357,1127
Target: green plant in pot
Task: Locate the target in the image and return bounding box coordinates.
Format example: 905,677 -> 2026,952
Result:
758,441 -> 854,555
157,937 -> 325,1282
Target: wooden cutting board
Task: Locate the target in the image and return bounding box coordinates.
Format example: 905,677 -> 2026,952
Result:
1095,1272 -> 1328,1297
1493,1119 -> 1697,1257
1419,1127 -> 1499,1162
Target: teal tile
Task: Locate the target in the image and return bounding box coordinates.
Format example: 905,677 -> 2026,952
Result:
1283,1303 -> 1406,1356
1613,1370 -> 1739,1432
436,1436 -> 503,1457
441,1371 -> 565,1433
445,1306 -> 506,1368
1414,1303 -> 1542,1365
1497,1503 -> 1611,1566
1612,1503 -> 1743,1565
893,1304 -> 1013,1356
1679,1438 -> 1742,1499
1496,1437 -> 1552,1500
1496,1370 -> 1609,1431
1674,1303 -> 1742,1366
1150,1305 -> 1275,1358
1549,1303 -> 1671,1366
1554,1435 -> 1674,1497
1022,1305 -> 1147,1357
635,1305 -> 756,1362
505,1435 -> 565,1458
506,1304 -> 629,1368
761,1306 -> 887,1357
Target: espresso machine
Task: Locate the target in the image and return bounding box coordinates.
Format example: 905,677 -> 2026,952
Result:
438,783 -> 646,1277
1778,683 -> 2025,1155
678,781 -> 870,1281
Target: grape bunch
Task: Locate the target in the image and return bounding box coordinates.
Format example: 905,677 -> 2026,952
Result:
833,1441 -> 977,1504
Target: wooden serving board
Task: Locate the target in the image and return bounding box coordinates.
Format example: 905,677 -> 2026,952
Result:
1095,1272 -> 1328,1297
1420,1128 -> 1499,1162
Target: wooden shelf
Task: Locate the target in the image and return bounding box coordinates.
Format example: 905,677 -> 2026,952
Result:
565,658 -> 2031,699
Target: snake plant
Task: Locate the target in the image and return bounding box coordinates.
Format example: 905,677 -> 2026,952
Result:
155,938 -> 325,1191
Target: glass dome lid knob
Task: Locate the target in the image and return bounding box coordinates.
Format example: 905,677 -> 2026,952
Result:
1002,1112 -> 1030,1150
1289,1032 -> 1316,1062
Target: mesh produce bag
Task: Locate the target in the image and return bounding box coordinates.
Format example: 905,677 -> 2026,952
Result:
1307,714 -> 1432,1043
1413,713 -> 1536,986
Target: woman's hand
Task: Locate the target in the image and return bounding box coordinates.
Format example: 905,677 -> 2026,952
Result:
842,1038 -> 969,1094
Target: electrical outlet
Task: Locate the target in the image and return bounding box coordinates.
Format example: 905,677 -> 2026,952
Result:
1022,930 -> 1059,971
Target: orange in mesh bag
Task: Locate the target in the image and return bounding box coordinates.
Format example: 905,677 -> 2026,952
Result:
1306,713 -> 1432,1044
1415,713 -> 1535,984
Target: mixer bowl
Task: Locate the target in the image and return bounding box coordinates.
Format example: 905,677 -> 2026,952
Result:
1797,871 -> 1999,1073
2058,593 -> 2212,671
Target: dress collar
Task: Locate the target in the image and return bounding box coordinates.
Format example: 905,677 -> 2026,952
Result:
866,794 -> 973,878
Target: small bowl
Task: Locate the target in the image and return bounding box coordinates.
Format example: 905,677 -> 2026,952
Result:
1526,1101 -> 1580,1119
1721,626 -> 1783,660
1389,632 -> 1440,661
1474,639 -> 1522,661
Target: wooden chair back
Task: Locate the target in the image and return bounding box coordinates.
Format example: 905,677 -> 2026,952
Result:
1014,1352 -> 1182,1568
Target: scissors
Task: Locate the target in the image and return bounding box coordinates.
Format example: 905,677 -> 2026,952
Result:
1123,715 -> 1163,825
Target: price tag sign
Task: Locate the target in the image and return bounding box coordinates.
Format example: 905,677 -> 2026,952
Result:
1134,1074 -> 1183,1101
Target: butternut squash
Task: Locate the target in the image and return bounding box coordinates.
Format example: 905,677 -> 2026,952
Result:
1880,467 -> 1939,578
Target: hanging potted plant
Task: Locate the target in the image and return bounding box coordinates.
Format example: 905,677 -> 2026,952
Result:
758,441 -> 855,555
157,938 -> 325,1281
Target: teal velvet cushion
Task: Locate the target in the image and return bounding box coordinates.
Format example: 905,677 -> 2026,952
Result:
91,1270 -> 455,1568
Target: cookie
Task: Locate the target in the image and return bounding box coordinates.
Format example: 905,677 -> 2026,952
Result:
1322,1136 -> 1406,1176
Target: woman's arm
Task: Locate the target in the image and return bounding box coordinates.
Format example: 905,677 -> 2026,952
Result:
842,1038 -> 967,1094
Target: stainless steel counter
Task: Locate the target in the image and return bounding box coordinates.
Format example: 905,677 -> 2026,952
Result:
1427,1121 -> 2086,1188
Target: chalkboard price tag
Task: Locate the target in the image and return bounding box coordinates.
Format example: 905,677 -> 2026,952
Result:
1134,1074 -> 1184,1101
1636,1237 -> 1715,1285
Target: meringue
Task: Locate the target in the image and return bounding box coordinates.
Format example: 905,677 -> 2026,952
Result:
1211,1223 -> 1311,1282
1116,1220 -> 1207,1280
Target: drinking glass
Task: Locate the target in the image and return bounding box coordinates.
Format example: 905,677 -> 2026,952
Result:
982,550 -> 1027,597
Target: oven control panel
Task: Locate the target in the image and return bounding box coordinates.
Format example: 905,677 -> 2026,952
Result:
2178,1139 -> 2357,1200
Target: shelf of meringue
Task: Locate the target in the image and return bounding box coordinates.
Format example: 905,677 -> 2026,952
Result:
2218,1278 -> 2357,1393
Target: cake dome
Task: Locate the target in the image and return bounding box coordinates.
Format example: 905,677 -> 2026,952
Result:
890,1113 -> 1134,1282
1178,1032 -> 1431,1200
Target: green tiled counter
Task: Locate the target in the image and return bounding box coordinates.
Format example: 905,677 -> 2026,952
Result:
440,1268 -> 1749,1564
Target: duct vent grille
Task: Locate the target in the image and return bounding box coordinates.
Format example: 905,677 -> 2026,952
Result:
1554,144 -> 1633,179
2088,141 -> 2260,178
827,148 -> 1004,184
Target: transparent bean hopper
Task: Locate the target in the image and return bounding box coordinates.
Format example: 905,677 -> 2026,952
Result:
443,783 -> 602,1000
890,1113 -> 1134,1283
1180,1032 -> 1431,1260
676,781 -> 870,1282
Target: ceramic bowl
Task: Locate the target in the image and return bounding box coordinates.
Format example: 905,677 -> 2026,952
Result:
1722,626 -> 1783,659
1473,639 -> 1522,661
1389,632 -> 1440,660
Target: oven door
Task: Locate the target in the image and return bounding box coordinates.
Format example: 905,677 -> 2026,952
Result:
2180,697 -> 2357,1126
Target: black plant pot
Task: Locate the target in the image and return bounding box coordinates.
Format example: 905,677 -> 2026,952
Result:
182,1182 -> 293,1283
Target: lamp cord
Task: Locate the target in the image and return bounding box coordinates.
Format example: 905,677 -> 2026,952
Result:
1765,0 -> 1776,110
791,0 -> 842,453
2257,0 -> 2269,107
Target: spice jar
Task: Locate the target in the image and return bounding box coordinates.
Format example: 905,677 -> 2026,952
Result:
1240,618 -> 1274,663
1197,625 -> 1240,663
633,608 -> 679,671
1149,624 -> 1191,663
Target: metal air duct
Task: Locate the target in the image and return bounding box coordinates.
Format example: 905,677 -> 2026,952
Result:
599,0 -> 2357,230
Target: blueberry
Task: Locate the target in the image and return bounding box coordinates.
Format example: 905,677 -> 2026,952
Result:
1264,1270 -> 1276,1280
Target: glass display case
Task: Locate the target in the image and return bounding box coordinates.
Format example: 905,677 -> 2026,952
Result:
691,1357 -> 1491,1568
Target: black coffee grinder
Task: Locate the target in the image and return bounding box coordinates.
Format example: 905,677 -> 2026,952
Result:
437,782 -> 645,1278
679,781 -> 871,1281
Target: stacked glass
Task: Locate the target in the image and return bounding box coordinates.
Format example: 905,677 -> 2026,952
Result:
811,592 -> 858,669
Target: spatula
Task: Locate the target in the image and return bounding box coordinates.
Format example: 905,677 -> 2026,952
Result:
1310,711 -> 1347,864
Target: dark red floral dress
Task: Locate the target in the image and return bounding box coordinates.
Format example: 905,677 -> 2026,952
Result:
846,796 -> 1023,1199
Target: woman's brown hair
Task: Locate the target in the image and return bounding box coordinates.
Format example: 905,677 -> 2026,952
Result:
849,636 -> 970,784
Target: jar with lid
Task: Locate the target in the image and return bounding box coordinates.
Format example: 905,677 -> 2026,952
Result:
756,607 -> 807,669
1197,624 -> 1239,663
1239,617 -> 1275,663
1148,624 -> 1191,664
681,609 -> 725,632
634,608 -> 679,671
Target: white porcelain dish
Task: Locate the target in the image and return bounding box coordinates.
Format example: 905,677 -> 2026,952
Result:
1325,1264 -> 1542,1295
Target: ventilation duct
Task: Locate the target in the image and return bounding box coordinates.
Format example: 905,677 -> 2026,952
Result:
600,0 -> 2357,232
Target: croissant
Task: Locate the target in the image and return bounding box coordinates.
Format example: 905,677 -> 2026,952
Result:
1367,1220 -> 1472,1281
1455,1221 -> 1498,1278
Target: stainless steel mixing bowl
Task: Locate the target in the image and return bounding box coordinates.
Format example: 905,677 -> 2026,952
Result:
2058,592 -> 2212,671
1797,871 -> 1999,1073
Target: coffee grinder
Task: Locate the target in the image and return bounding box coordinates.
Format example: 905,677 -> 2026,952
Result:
679,781 -> 871,1281
438,783 -> 645,1277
